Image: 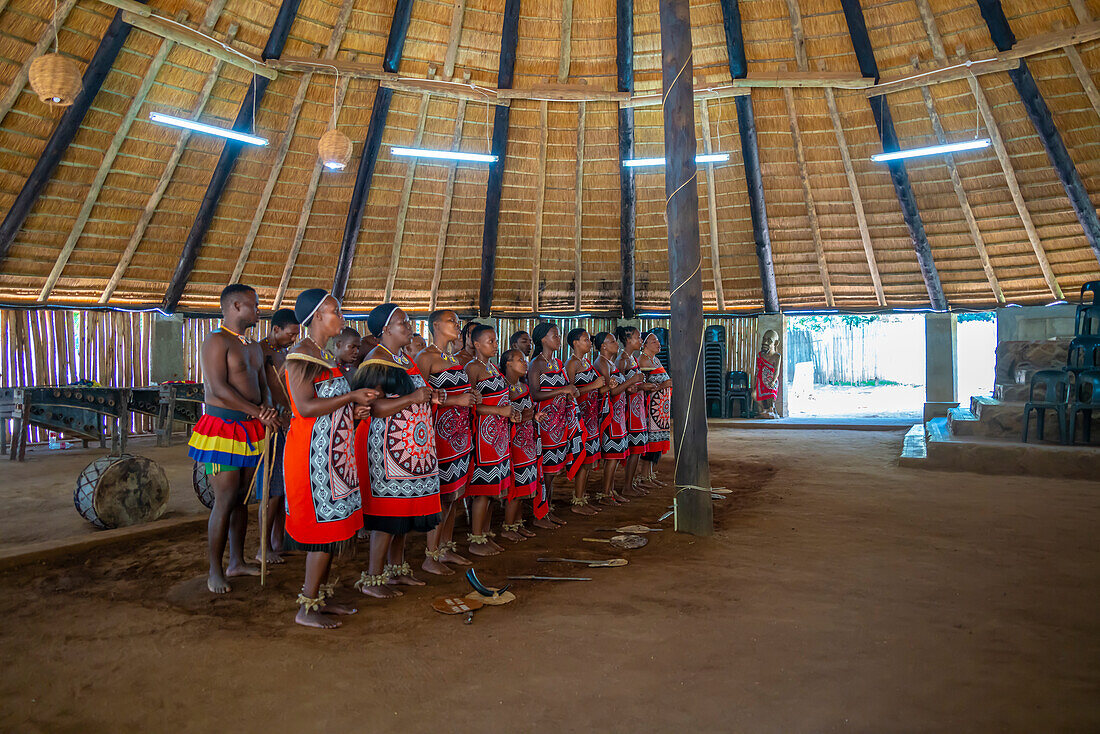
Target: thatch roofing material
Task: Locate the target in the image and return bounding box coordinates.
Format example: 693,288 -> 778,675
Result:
0,0 -> 1095,312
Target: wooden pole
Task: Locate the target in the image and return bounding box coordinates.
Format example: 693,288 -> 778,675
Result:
573,101 -> 585,312
659,0 -> 712,536
717,0 -> 779,313
331,0 -> 415,302
0,7 -> 144,268
477,0 -> 521,317
429,74 -> 471,311
617,0 -> 636,317
839,0 -> 948,311
161,0 -> 304,310
529,101 -> 549,312
698,100 -> 726,310
976,0 -> 1100,266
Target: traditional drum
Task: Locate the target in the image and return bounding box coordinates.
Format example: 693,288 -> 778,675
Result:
74,454 -> 169,529
193,460 -> 214,509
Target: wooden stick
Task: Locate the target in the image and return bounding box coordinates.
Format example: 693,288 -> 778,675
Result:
259,433 -> 275,586
698,100 -> 726,310
428,74 -> 471,312
442,0 -> 467,79
530,101 -> 549,311
573,101 -> 585,312
558,0 -> 574,83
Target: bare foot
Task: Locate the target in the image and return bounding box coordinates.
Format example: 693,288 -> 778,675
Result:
320,601 -> 357,615
547,512 -> 567,526
623,487 -> 645,498
469,542 -> 500,557
422,557 -> 454,576
360,584 -> 402,599
518,526 -> 536,537
441,549 -> 472,566
598,495 -> 618,507
387,573 -> 426,587
570,503 -> 598,516
255,551 -> 285,565
500,528 -> 526,542
207,570 -> 230,594
533,517 -> 557,529
488,537 -> 505,552
295,608 -> 341,629
226,562 -> 261,577
611,492 -> 630,504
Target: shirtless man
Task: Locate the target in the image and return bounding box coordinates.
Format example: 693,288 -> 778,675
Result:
188,284 -> 279,594
256,307 -> 300,565
509,330 -> 533,358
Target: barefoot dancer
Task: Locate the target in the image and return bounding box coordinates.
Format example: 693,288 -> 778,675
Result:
593,332 -> 642,505
616,326 -> 653,497
528,322 -> 584,528
464,324 -> 518,556
639,333 -> 672,486
500,349 -> 540,541
416,310 -> 480,575
352,304 -> 442,598
189,284 -> 279,594
565,328 -> 604,515
256,307 -> 300,565
282,290 -> 379,629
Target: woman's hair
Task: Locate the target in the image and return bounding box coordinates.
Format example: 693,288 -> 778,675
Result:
532,321 -> 556,355
498,348 -> 522,376
427,309 -> 452,336
460,321 -> 477,348
593,332 -> 614,353
614,325 -> 638,346
566,327 -> 587,350
350,360 -> 415,396
470,323 -> 496,346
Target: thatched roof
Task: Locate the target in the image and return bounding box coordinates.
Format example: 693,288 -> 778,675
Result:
0,0 -> 1096,313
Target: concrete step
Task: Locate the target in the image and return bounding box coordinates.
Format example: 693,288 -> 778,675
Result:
994,383 -> 1030,402
970,397 -> 1026,438
947,406 -> 979,436
926,417 -> 951,443
919,431 -> 1100,481
897,424 -> 927,468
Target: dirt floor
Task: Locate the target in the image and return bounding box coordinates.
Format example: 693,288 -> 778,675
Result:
2,428 -> 1099,732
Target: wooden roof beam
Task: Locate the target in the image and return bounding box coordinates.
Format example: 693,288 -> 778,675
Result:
477,0 -> 520,317
101,23 -> 237,304
0,5 -> 145,269
429,76 -> 471,312
331,0 -> 415,302
442,0 -> 466,80
0,0 -> 79,126
40,10 -> 191,302
617,0 -> 636,317
558,0 -> 573,83
1063,5 -> 1100,120
161,0 -> 304,311
976,0 -> 1100,268
529,101 -> 548,312
573,101 -> 585,312
840,0 -> 947,311
718,0 -> 780,313
698,100 -> 726,310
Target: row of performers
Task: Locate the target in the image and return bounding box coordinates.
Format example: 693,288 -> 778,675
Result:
188,286 -> 672,629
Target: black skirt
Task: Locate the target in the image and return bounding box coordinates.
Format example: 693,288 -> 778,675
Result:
362,512 -> 442,535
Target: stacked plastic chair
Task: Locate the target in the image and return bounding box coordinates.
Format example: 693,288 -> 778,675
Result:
649,327 -> 670,370
703,325 -> 725,418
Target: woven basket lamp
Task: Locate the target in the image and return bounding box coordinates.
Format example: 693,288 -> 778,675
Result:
29,52 -> 82,107
318,128 -> 352,170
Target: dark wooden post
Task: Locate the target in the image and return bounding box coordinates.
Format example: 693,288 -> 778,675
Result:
839,0 -> 947,310
617,0 -> 636,318
0,7 -> 145,267
161,0 -> 302,310
331,0 -> 415,300
659,0 -> 712,536
477,0 -> 520,317
717,0 -> 779,313
976,0 -> 1100,265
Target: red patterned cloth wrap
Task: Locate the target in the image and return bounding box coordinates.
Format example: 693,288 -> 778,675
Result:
506,382 -> 540,501
644,362 -> 671,454
573,359 -> 602,465
428,361 -> 474,500
468,363 -> 513,498
754,352 -> 779,401
355,358 -> 442,520
536,358 -> 586,478
281,358 -> 363,546
598,356 -> 629,461
622,355 -> 649,455
187,406 -> 266,469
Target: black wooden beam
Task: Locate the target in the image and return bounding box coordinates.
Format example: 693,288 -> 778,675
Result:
330,0 -> 415,302
0,7 -> 144,268
477,0 -> 520,317
617,0 -> 636,318
162,0 -> 302,310
717,0 -> 779,313
839,0 -> 948,310
976,0 -> 1100,265
659,0 -> 712,535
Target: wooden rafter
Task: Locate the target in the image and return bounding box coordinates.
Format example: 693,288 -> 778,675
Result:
429,77 -> 471,312
101,23 -> 237,304
529,101 -> 549,311
559,0 -> 573,83
385,69 -> 435,302
0,0 -> 79,126
273,70 -> 357,310
120,10 -> 277,81
698,100 -> 725,310
1065,4 -> 1100,121
442,0 -> 466,79
573,101 -> 585,311
39,11 -> 190,302
161,0 -> 305,310
0,7 -> 143,268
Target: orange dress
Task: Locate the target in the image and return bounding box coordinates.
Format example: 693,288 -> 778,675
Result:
282,354 -> 363,548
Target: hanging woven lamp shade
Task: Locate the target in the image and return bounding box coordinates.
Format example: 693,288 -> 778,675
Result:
318,128 -> 352,170
29,52 -> 82,107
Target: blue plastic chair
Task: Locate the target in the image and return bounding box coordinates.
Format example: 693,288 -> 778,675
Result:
1081,281 -> 1100,306
1075,304 -> 1100,337
1066,336 -> 1100,376
1022,370 -> 1072,444
1068,370 -> 1100,445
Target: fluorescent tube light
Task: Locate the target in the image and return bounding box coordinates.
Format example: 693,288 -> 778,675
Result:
871,138 -> 990,162
391,147 -> 497,163
623,153 -> 730,168
149,111 -> 268,146
323,161 -> 346,170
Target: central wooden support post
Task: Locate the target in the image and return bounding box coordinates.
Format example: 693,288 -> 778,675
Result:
617,0 -> 636,317
659,0 -> 712,536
